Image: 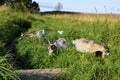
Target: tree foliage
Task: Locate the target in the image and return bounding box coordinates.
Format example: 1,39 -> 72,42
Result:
0,0 -> 40,13
0,0 -> 5,5
30,1 -> 40,13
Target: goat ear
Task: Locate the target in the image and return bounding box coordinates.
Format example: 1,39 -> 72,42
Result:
101,40 -> 105,45
102,42 -> 106,47
102,42 -> 108,48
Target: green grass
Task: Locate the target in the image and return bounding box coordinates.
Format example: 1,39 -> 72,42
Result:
0,55 -> 20,80
0,6 -> 120,80
14,14 -> 120,79
0,7 -> 32,79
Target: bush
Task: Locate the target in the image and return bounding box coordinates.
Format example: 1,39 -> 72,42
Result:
12,18 -> 31,30
0,21 -> 23,43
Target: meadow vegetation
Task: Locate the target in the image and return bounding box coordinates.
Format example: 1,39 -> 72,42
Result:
0,6 -> 120,80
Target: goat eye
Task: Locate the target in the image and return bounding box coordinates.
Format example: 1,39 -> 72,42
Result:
51,45 -> 56,50
51,45 -> 54,48
105,49 -> 109,53
63,41 -> 65,44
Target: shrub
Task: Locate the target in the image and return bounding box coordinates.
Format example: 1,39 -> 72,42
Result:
0,21 -> 23,43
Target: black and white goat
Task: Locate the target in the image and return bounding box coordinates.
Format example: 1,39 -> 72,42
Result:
72,38 -> 110,58
45,38 -> 67,55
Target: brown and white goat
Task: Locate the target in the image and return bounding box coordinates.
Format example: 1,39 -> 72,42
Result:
72,38 -> 110,58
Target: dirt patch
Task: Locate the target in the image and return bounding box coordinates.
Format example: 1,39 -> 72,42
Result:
15,68 -> 66,80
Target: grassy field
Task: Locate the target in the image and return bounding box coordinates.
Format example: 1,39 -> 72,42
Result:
0,6 -> 120,80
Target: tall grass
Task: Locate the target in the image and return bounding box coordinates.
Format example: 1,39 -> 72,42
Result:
14,14 -> 120,79
0,6 -> 33,79
0,55 -> 20,80
49,13 -> 120,22
1,6 -> 120,79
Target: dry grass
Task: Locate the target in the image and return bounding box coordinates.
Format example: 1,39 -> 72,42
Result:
1,5 -> 120,22
48,13 -> 120,22
0,5 -> 10,11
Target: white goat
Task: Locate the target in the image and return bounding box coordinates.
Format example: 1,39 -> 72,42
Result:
21,29 -> 45,37
46,38 -> 67,55
72,38 -> 110,58
58,30 -> 63,34
21,32 -> 34,37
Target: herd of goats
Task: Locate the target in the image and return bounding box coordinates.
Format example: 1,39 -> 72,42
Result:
21,29 -> 110,58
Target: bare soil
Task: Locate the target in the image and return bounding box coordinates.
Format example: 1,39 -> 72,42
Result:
15,68 -> 66,80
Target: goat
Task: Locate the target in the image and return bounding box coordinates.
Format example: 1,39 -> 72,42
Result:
45,38 -> 67,55
36,30 -> 45,36
21,29 -> 45,38
72,38 -> 110,58
58,30 -> 63,34
21,32 -> 34,37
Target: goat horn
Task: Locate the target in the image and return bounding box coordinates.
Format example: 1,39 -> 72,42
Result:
44,37 -> 51,45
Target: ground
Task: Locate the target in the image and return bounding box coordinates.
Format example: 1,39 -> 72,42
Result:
15,68 -> 66,80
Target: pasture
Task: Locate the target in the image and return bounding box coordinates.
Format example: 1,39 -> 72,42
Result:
0,6 -> 120,79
